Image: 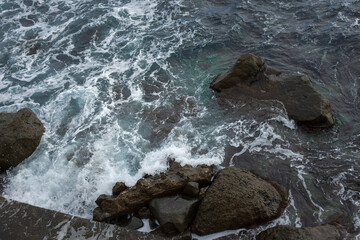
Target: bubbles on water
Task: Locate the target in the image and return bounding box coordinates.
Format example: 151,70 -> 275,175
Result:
1,0 -> 360,237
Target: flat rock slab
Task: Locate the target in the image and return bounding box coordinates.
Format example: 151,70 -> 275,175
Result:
0,196 -> 163,240
210,53 -> 335,128
0,108 -> 45,171
192,167 -> 287,235
257,224 -> 348,240
94,161 -> 213,222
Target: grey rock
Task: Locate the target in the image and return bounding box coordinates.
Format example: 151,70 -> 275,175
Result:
149,195 -> 200,232
256,224 -> 349,240
125,216 -> 144,230
192,167 -> 287,235
0,196 -> 165,240
0,108 -> 45,171
182,182 -> 199,197
210,53 -> 335,128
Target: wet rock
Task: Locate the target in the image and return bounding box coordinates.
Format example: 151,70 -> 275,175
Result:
153,227 -> 192,240
210,53 -> 335,128
256,224 -> 348,240
0,196 -> 164,240
112,182 -> 127,196
0,108 -> 45,171
149,217 -> 159,230
125,217 -> 144,230
182,182 -> 199,197
199,187 -> 206,199
149,195 -> 200,232
138,206 -> 152,219
192,167 -> 287,235
93,160 -> 213,222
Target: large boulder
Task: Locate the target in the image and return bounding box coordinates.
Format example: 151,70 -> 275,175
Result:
210,53 -> 335,128
93,161 -> 213,222
0,108 -> 45,171
149,195 -> 200,232
257,224 -> 348,240
192,167 -> 287,235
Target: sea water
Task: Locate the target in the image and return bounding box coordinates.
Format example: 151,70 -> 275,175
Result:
0,0 -> 359,238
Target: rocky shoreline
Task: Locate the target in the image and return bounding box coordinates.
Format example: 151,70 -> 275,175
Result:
93,160 -> 288,237
0,54 -> 351,239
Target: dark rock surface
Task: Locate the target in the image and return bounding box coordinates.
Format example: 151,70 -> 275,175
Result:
182,182 -> 199,197
149,195 -> 199,232
124,216 -> 144,230
0,108 -> 45,171
93,160 -> 213,222
210,53 -> 335,128
0,196 -> 164,240
257,224 -> 348,240
138,206 -> 152,219
192,167 -> 287,235
112,182 -> 127,196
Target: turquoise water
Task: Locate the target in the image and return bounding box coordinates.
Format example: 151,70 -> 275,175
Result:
0,0 -> 360,238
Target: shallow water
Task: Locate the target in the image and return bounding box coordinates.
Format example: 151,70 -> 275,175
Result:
0,0 -> 360,238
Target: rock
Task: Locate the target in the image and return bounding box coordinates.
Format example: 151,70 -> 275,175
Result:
125,217 -> 144,230
153,227 -> 192,240
93,160 -> 213,222
149,195 -> 200,232
192,167 -> 287,235
0,196 -> 165,240
138,206 -> 152,219
210,53 -> 335,128
182,182 -> 199,197
149,217 -> 159,230
257,224 -> 348,240
0,108 -> 45,171
112,182 -> 127,196
199,188 -> 206,199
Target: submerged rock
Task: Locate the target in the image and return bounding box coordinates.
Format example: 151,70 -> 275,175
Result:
257,224 -> 348,240
149,195 -> 200,232
210,53 -> 335,128
192,167 -> 287,235
93,160 -> 213,222
0,108 -> 45,171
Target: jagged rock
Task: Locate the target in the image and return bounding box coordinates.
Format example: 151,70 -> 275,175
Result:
0,196 -> 164,240
0,108 -> 45,171
192,167 -> 287,235
182,182 -> 199,197
112,182 -> 127,196
210,53 -> 335,128
93,161 -> 213,222
257,224 -> 348,240
149,195 -> 200,232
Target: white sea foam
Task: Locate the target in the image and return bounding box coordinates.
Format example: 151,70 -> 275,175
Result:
1,0 -> 360,235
